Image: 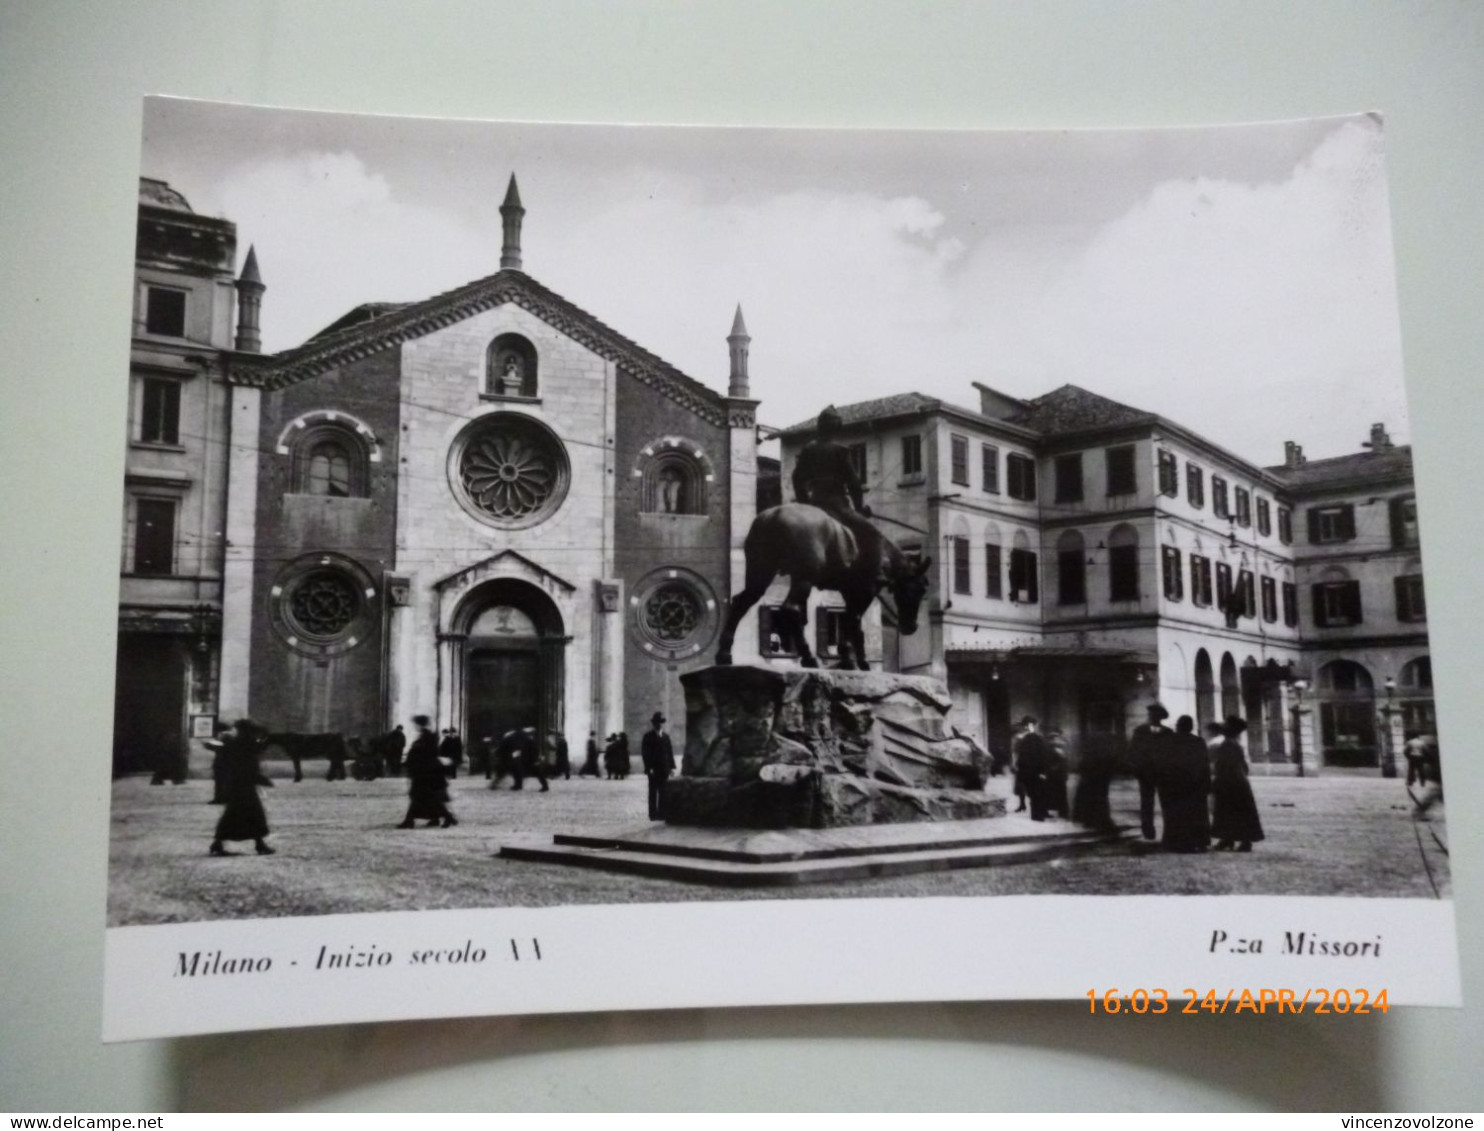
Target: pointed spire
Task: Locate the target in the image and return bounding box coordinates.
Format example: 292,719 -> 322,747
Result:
238,244 -> 262,286
500,174 -> 525,271
234,244 -> 265,353
727,303 -> 751,399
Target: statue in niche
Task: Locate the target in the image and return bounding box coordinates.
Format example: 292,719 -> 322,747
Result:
499,354 -> 524,396
658,466 -> 684,514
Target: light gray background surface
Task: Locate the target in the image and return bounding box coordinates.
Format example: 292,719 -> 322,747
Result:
1,1 -> 1480,1112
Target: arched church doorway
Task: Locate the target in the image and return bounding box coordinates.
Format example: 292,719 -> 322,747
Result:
453,579 -> 567,763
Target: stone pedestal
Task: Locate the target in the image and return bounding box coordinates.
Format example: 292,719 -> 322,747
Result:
666,663 -> 1003,829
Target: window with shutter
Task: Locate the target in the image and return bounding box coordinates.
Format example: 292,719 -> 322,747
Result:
950,435 -> 969,486
1058,550 -> 1087,604
952,537 -> 971,595
1007,454 -> 1037,501
1190,555 -> 1213,606
1237,570 -> 1256,617
1395,575 -> 1425,622
1109,545 -> 1139,602
1009,548 -> 1038,603
139,378 -> 181,445
1157,450 -> 1179,496
1212,476 -> 1229,519
1314,580 -> 1363,626
1055,454 -> 1083,503
1310,505 -> 1356,544
1390,496 -> 1419,549
1282,582 -> 1299,626
1234,488 -> 1252,527
132,498 -> 176,575
1161,545 -> 1183,600
1106,445 -> 1137,495
984,543 -> 1003,599
1187,464 -> 1205,508
847,443 -> 867,482
1278,506 -> 1293,544
900,435 -> 923,477
1256,497 -> 1272,537
981,445 -> 999,494
1261,576 -> 1277,622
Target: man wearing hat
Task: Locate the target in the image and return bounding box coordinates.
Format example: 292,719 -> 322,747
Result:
641,712 -> 677,821
1129,703 -> 1174,841
1012,715 -> 1051,821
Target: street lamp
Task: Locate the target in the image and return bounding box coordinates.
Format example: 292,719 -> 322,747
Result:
1290,678 -> 1310,778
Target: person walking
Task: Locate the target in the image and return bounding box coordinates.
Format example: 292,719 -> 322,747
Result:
641,712 -> 677,820
1160,716 -> 1212,853
615,732 -> 632,780
397,715 -> 457,828
1210,716 -> 1263,852
439,727 -> 464,779
510,727 -> 549,792
579,731 -> 602,778
553,731 -> 571,780
209,720 -> 275,856
1128,703 -> 1174,841
383,724 -> 406,777
1043,726 -> 1071,819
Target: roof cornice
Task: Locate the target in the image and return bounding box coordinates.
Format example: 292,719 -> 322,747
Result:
229,269 -> 730,427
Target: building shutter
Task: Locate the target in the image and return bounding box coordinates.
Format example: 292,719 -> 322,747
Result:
1344,579 -> 1363,623
1338,505 -> 1357,541
1307,508 -> 1320,543
1311,584 -> 1328,626
1394,575 -> 1412,621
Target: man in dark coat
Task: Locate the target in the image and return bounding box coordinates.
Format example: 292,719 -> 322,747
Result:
209,720 -> 275,856
1128,703 -> 1174,841
641,712 -> 677,820
397,716 -> 456,828
553,731 -> 571,780
439,728 -> 464,779
1160,716 -> 1212,852
509,727 -> 549,792
383,724 -> 406,777
1013,716 -> 1051,822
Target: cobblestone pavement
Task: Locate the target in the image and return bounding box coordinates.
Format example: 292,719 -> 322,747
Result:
107,767 -> 1449,925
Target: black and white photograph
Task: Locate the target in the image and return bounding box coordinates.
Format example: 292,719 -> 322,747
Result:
103,98 -> 1458,1037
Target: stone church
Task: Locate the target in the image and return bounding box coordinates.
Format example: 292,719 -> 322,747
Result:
218,177 -> 762,752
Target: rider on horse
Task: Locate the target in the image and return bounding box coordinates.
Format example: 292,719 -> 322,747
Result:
791,406 -> 881,563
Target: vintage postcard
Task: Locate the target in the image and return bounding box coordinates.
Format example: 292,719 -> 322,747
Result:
104,100 -> 1457,1039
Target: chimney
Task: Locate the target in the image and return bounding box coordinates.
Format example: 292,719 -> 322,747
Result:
233,245 -> 264,353
727,304 -> 750,398
500,174 -> 525,271
1364,423 -> 1393,452
1283,441 -> 1306,468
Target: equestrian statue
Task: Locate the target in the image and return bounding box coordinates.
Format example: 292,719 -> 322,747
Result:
715,406 -> 932,671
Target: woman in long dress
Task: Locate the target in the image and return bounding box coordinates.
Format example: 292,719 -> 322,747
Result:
1160,716 -> 1211,852
397,715 -> 457,828
1210,715 -> 1264,852
209,720 -> 275,856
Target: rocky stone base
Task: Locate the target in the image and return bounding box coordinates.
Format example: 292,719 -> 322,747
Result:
672,663 -> 1002,829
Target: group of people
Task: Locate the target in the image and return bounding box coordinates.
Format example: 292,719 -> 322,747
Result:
1008,704 -> 1266,854
201,711 -> 681,856
1129,704 -> 1265,853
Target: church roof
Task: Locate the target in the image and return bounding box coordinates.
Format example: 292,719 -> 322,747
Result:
231,269 -> 732,426
1266,445 -> 1414,490
1002,383 -> 1156,435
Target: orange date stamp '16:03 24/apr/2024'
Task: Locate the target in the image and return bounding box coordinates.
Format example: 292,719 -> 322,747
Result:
1085,987 -> 1391,1015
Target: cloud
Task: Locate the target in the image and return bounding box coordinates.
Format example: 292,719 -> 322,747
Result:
215,152 -> 494,349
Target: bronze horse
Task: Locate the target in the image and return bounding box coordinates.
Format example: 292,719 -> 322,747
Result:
715,503 -> 932,670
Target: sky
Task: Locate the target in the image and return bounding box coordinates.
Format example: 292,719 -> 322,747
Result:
141,99 -> 1408,467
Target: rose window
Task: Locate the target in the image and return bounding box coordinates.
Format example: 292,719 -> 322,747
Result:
644,583 -> 703,645
451,414 -> 569,528
288,571 -> 361,639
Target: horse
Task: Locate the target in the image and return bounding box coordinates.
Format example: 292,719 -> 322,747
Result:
262,732 -> 350,782
714,503 -> 932,670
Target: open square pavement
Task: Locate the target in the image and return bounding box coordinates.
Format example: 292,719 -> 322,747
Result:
107,761 -> 1450,926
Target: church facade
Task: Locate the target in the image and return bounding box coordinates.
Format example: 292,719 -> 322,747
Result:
216,178 -> 761,754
